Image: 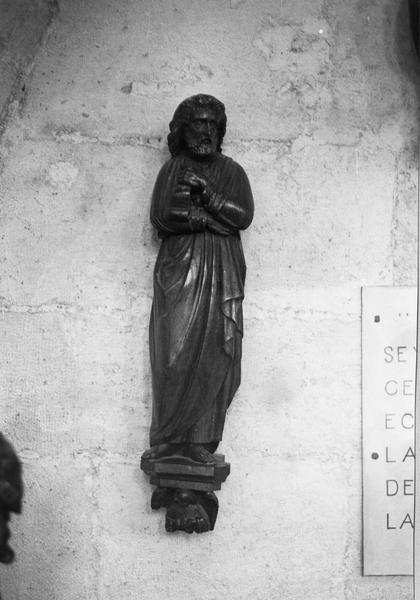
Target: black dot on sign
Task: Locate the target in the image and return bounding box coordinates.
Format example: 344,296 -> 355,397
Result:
374,315 -> 380,323
371,452 -> 379,460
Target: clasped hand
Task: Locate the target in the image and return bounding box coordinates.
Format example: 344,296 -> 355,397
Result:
173,168 -> 209,206
171,167 -> 231,235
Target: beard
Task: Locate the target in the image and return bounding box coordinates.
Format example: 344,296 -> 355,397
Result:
186,140 -> 215,157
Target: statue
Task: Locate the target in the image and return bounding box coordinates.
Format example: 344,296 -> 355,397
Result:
141,94 -> 254,532
0,433 -> 23,564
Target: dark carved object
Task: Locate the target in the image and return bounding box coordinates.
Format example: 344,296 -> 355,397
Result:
141,453 -> 229,532
0,433 -> 23,564
151,487 -> 219,534
141,94 -> 254,532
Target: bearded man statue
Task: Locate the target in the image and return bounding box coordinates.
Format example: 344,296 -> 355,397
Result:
143,94 -> 254,465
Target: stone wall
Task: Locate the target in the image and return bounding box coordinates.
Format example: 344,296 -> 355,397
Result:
0,0 -> 57,142
0,1 -> 418,599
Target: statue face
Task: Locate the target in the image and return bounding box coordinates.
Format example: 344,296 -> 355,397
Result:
183,107 -> 219,157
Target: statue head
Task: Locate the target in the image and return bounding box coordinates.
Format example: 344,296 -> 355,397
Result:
168,94 -> 227,158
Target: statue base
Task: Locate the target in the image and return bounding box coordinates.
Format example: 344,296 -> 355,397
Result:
141,454 -> 230,533
0,512 -> 14,564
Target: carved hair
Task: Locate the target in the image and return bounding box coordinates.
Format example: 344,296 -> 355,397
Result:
168,94 -> 227,157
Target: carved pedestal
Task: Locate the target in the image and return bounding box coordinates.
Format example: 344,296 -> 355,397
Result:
0,511 -> 14,564
0,433 -> 23,565
141,454 -> 230,533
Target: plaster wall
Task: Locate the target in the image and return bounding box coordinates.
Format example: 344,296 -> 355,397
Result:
0,1 -> 418,599
0,0 -> 57,140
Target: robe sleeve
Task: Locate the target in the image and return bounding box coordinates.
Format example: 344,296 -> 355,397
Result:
150,159 -> 204,235
204,162 -> 254,231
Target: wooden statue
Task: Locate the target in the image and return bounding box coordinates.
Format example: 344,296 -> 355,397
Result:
142,94 -> 253,533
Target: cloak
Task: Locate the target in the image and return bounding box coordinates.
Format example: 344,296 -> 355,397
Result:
149,152 -> 254,446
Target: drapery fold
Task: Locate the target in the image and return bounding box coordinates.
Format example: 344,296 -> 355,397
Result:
149,153 -> 253,446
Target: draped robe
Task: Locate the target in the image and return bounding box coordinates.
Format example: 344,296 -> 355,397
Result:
149,152 -> 254,447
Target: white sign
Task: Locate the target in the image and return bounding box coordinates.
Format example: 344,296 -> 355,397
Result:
362,286 -> 415,576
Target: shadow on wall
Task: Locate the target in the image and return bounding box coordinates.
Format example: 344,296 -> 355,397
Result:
408,0 -> 419,56
394,0 -> 420,85
353,0 -> 419,123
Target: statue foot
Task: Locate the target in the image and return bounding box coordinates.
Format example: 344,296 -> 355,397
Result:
142,443 -> 182,460
185,443 -> 216,464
